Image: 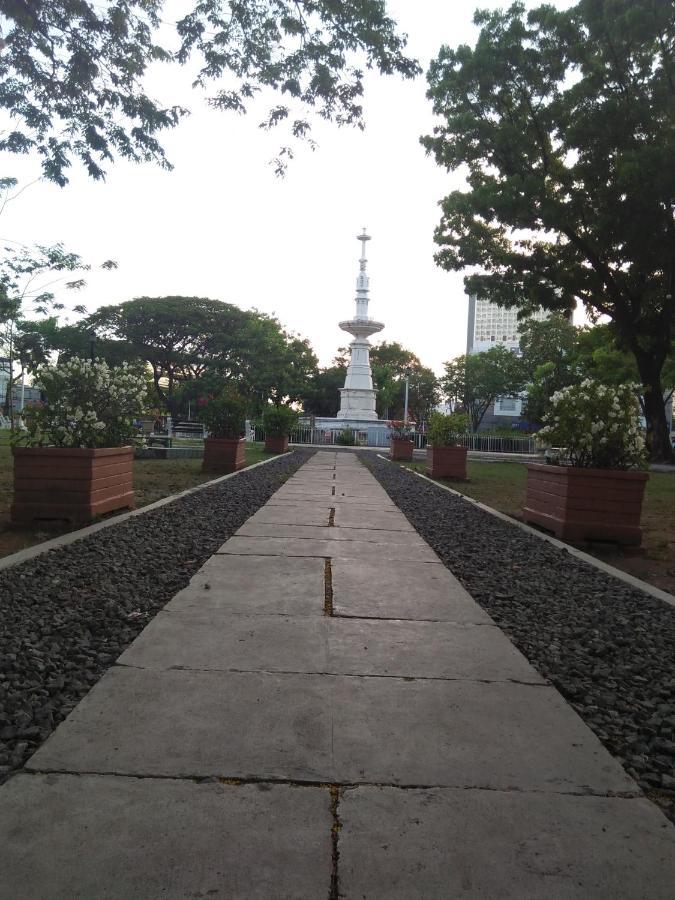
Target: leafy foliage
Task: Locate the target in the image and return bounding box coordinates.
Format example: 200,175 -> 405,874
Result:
537,380 -> 647,469
0,0 -> 418,183
423,0 -> 674,460
335,426 -> 356,446
442,346 -> 525,432
17,358 -> 146,448
86,296 -> 316,416
0,243 -> 116,418
426,410 -> 469,447
198,387 -> 248,438
262,403 -> 299,437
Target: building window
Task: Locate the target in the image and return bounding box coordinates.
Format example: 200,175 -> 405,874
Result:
499,398 -> 517,412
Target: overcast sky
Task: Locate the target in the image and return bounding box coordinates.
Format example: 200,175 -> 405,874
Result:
2,0 -> 574,376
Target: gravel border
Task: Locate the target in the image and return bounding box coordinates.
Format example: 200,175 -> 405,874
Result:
360,452 -> 675,825
0,449 -> 312,784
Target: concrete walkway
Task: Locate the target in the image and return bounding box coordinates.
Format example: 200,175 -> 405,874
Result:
1,451 -> 674,898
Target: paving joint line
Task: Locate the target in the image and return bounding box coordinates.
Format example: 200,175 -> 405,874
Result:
324,559 -> 334,616
20,767 -> 643,799
329,785 -> 341,900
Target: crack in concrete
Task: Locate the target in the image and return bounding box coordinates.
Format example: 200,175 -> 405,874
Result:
115,661 -> 547,687
21,767 -> 643,799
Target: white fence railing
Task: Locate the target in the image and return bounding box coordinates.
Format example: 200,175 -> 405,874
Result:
250,425 -> 538,454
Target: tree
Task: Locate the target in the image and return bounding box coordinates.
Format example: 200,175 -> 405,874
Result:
519,315 -> 578,424
300,365 -> 346,417
442,346 -> 525,432
0,242 -> 115,420
86,295 -> 315,416
1,0 -> 419,184
423,0 -> 675,461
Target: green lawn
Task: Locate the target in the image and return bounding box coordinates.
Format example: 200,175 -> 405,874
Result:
0,438 -> 272,559
400,458 -> 675,593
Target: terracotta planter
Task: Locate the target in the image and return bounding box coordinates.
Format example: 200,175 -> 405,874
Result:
426,445 -> 468,479
11,446 -> 134,525
264,435 -> 289,454
390,438 -> 414,461
202,436 -> 246,473
523,463 -> 649,546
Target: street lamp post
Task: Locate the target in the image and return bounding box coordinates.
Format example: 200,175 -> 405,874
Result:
403,370 -> 411,425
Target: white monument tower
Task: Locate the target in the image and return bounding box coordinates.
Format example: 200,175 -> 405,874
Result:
336,229 -> 384,420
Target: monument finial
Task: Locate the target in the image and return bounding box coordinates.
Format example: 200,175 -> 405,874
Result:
358,227 -> 371,259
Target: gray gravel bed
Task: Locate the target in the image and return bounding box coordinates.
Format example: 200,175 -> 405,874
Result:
0,450 -> 312,784
361,452 -> 675,825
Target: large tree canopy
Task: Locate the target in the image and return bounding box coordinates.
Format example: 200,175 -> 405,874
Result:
423,0 -> 675,461
86,295 -> 316,415
0,0 -> 418,184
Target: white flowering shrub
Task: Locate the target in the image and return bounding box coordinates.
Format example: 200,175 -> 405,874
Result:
18,358 -> 148,449
537,380 -> 647,469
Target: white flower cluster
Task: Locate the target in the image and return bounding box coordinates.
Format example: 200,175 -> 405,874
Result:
22,358 -> 148,449
538,379 -> 646,469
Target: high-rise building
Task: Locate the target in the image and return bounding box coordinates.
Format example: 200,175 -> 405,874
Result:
464,295 -> 550,426
466,295 -> 549,355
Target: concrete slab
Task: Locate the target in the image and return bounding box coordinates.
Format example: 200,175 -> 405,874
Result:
245,504 -> 333,526
0,774 -> 331,900
217,535 -> 440,562
325,618 -> 545,683
164,554 -> 325,617
334,507 -> 415,531
119,614 -> 543,683
29,668 -> 635,794
119,613 -> 328,671
328,677 -> 636,792
331,557 -> 493,623
338,786 -> 675,900
235,522 -> 428,546
27,668 -> 334,781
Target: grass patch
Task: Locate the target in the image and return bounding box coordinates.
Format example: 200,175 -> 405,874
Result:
0,439 -> 273,559
400,457 -> 675,594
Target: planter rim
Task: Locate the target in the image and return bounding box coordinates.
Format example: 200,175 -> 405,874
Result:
526,462 -> 649,481
12,445 -> 133,458
204,436 -> 246,443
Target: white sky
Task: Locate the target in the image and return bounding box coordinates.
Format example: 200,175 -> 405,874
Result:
1,0 -> 574,376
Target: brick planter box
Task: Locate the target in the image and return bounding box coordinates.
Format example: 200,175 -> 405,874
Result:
426,445 -> 468,479
390,438 -> 414,461
11,446 -> 134,525
264,436 -> 289,454
523,463 -> 649,546
202,437 -> 246,473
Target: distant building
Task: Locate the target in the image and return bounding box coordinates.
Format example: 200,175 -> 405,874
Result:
466,295 -> 549,356
465,295 -> 549,430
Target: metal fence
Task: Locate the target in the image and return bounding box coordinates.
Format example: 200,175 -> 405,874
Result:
250,425 -> 538,454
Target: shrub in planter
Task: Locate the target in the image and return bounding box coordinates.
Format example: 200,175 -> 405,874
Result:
426,411 -> 469,478
11,358 -> 146,524
262,405 -> 299,453
389,420 -> 414,460
335,427 -> 357,446
199,388 -> 248,473
524,380 -> 649,544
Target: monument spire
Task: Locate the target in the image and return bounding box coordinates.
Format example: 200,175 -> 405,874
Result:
336,229 -> 384,421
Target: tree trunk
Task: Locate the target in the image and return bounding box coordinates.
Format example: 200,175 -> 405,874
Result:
634,351 -> 674,463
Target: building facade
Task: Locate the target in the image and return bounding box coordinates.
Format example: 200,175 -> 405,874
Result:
465,295 -> 549,429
